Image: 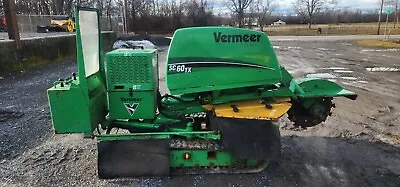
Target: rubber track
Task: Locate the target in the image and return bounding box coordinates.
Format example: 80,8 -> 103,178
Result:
169,138 -> 269,175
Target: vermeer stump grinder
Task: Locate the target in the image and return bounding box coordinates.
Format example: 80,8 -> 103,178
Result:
47,8 -> 357,178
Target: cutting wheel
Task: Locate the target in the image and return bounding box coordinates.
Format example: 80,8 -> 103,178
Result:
287,97 -> 334,128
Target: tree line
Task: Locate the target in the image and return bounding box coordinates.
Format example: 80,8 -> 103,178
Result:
283,9 -> 397,24
0,0 -> 399,32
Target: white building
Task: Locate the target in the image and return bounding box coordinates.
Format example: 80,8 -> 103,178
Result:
272,20 -> 286,26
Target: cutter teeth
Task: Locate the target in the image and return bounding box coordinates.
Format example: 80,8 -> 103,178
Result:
287,97 -> 334,128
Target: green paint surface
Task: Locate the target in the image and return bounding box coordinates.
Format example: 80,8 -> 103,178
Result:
166,27 -> 281,95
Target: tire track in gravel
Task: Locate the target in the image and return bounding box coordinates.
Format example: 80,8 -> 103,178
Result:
0,60 -> 76,160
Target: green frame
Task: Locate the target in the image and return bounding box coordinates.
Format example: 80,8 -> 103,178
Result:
75,7 -> 106,92
47,7 -> 108,137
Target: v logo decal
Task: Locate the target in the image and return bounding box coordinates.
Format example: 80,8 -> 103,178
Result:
123,103 -> 139,116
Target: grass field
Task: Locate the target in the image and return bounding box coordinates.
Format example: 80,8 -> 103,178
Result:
263,22 -> 400,36
355,39 -> 400,48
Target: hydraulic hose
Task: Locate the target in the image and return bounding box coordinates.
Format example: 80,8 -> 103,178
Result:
160,94 -> 199,103
157,93 -> 198,120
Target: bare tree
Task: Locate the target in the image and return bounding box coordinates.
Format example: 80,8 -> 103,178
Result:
104,0 -> 116,30
293,0 -> 325,29
247,1 -> 256,28
254,0 -> 277,31
226,0 -> 253,27
0,1 -> 4,17
186,0 -> 213,26
377,0 -> 384,35
8,0 -> 400,34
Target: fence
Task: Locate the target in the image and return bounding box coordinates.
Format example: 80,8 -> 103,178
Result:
15,14 -> 124,33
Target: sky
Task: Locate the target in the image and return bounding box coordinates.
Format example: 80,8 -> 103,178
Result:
279,0 -> 380,10
214,0 -> 384,15
278,0 -> 382,14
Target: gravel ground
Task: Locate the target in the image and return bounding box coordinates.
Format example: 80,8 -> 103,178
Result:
0,39 -> 399,187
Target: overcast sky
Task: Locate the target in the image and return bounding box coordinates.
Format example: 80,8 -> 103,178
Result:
214,0 -> 383,15
278,0 -> 382,14
279,0 -> 380,10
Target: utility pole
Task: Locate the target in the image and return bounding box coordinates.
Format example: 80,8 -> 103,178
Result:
395,1 -> 399,28
120,6 -> 125,33
122,0 -> 128,33
384,11 -> 390,39
377,0 -> 384,35
3,0 -> 21,50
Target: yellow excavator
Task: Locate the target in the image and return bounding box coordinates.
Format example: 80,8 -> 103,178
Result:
37,16 -> 75,33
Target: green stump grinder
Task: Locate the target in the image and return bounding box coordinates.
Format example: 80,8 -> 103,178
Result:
47,8 -> 357,178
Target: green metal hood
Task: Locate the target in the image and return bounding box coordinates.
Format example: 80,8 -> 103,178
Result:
166,27 -> 281,95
